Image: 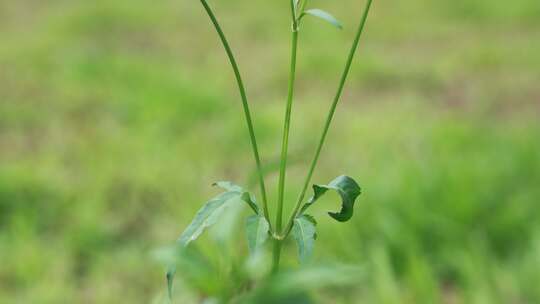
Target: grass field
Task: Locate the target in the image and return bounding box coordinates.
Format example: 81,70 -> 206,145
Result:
1,0 -> 540,302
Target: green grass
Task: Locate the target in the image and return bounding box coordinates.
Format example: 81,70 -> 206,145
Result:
1,0 -> 539,302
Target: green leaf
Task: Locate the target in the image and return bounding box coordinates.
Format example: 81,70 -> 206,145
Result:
241,192 -> 260,215
210,196 -> 244,243
167,181 -> 259,300
163,245 -> 217,301
245,215 -> 270,253
213,180 -> 243,192
301,9 -> 343,29
166,268 -> 175,300
178,191 -> 243,246
214,181 -> 260,214
300,175 -> 361,222
292,214 -> 317,263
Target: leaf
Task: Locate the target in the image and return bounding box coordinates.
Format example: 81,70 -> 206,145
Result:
210,197 -> 244,243
178,191 -> 242,246
163,245 -> 217,301
292,214 -> 317,263
245,215 -> 270,253
214,181 -> 260,214
167,268 -> 175,300
167,190 -> 240,300
300,175 -> 361,222
213,181 -> 243,192
167,181 -> 259,300
241,192 -> 260,215
301,9 -> 343,29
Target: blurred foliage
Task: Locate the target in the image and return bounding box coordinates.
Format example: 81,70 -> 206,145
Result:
1,0 -> 539,303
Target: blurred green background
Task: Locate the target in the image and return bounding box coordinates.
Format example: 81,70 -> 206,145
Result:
1,0 -> 540,303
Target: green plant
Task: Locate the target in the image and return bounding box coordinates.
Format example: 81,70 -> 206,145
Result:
167,0 -> 373,300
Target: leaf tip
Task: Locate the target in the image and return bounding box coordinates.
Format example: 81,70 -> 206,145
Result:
166,269 -> 175,300
328,211 -> 351,222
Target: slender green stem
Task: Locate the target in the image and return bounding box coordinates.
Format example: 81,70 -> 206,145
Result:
276,30 -> 298,232
200,0 -> 270,226
283,0 -> 374,236
271,239 -> 282,273
273,0 -> 300,273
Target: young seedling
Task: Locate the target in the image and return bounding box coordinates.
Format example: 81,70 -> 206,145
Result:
167,0 -> 373,299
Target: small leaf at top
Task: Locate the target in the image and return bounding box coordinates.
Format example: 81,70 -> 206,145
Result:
292,214 -> 317,263
245,215 -> 270,253
301,9 -> 343,29
300,175 -> 361,222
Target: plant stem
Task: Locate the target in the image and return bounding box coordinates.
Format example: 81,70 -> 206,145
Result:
283,0 -> 374,237
273,0 -> 300,272
276,32 -> 298,232
271,239 -> 283,273
199,0 -> 271,226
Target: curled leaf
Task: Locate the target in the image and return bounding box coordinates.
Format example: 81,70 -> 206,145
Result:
301,9 -> 343,29
300,175 -> 361,222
